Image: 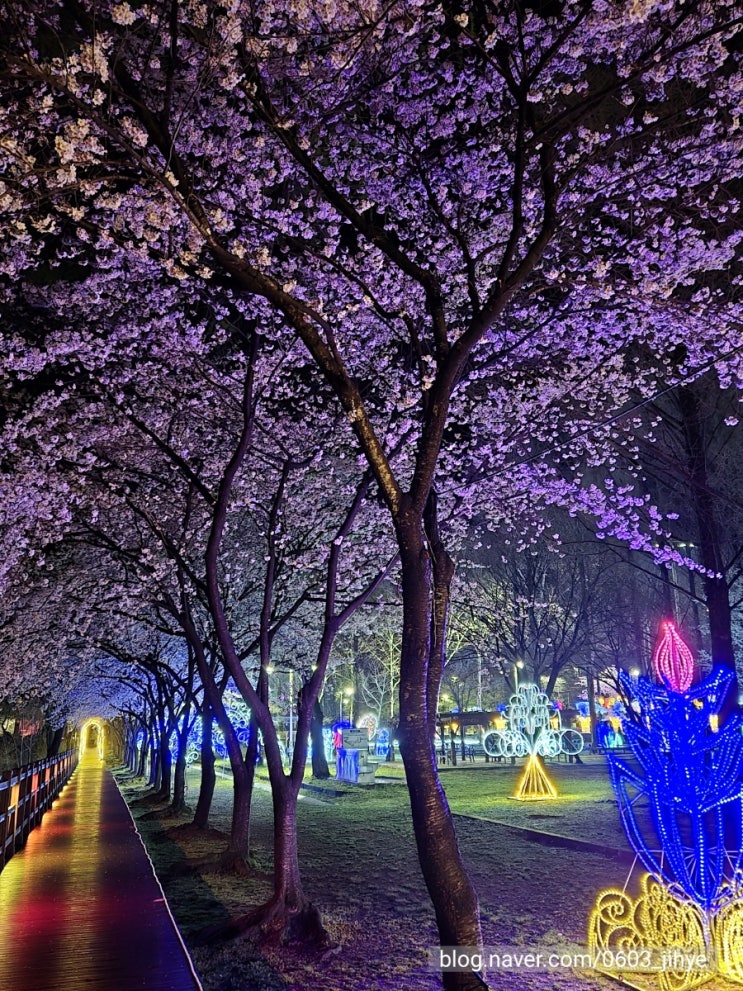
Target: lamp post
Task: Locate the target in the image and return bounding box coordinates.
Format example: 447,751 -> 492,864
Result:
449,719 -> 459,766
344,686 -> 355,727
339,685 -> 354,724
514,660 -> 525,692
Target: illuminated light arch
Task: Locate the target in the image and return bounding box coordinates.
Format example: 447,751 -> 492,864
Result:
652,619 -> 695,693
79,717 -> 107,760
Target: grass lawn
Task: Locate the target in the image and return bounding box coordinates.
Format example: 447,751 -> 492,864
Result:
118,758 -> 640,991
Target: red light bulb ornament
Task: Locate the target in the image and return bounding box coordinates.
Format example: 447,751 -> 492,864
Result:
652,620 -> 695,694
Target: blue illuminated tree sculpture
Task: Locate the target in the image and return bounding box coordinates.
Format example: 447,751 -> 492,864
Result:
589,626 -> 743,989
608,665 -> 743,911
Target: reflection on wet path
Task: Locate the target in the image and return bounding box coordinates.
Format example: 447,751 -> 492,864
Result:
0,751 -> 201,990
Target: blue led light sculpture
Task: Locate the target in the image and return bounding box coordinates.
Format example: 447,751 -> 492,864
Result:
589,627 -> 743,989
168,689 -> 282,763
607,665 -> 743,911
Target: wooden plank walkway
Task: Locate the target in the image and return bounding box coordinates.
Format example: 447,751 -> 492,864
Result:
0,751 -> 202,991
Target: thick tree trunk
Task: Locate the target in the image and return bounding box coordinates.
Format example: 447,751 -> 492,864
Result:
310,697 -> 329,779
221,757 -> 254,867
148,742 -> 159,788
134,737 -> 141,774
193,708 -> 216,830
218,775 -> 327,946
265,780 -> 326,943
156,739 -> 172,800
396,508 -> 487,991
46,725 -> 64,757
678,385 -> 737,675
137,732 -> 148,778
213,721 -> 254,868
586,667 -> 597,750
171,747 -> 187,813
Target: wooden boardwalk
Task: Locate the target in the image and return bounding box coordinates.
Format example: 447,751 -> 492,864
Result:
0,751 -> 202,991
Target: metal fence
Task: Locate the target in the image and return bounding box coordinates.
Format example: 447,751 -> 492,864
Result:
0,750 -> 78,871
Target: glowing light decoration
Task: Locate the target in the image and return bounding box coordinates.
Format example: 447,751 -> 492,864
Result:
652,620 -> 696,693
357,713 -> 377,740
168,689 -> 287,764
482,684 -> 583,800
607,666 -> 743,910
587,662 -> 743,988
514,753 -> 558,801
375,728 -> 391,759
588,874 -> 710,991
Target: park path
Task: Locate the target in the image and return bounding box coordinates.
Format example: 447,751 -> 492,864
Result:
0,750 -> 202,991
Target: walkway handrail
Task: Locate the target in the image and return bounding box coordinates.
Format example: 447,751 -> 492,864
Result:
0,750 -> 78,871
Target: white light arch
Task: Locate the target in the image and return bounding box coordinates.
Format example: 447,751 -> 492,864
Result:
79,717 -> 107,760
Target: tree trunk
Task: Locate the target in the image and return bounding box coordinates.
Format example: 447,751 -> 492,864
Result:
396,508 -> 487,991
219,775 -> 327,946
193,708 -> 216,830
148,741 -> 159,788
678,385 -> 737,674
171,747 -> 187,813
222,757 -> 254,866
46,725 -> 64,757
156,738 -> 172,800
310,697 -> 329,779
137,731 -> 148,778
586,667 -> 597,750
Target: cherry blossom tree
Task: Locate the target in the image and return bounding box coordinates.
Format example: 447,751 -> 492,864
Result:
2,3 -> 743,986
1,287 -> 397,934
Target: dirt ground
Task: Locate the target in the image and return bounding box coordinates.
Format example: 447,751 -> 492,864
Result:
119,759 -> 639,991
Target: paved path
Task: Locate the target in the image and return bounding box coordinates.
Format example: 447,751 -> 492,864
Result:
0,751 -> 202,991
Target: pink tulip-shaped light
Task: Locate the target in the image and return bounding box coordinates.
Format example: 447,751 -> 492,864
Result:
652,620 -> 695,693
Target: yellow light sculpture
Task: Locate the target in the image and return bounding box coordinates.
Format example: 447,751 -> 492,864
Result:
512,753 -> 558,801
714,897 -> 743,983
588,872 -> 743,991
501,684 -> 563,800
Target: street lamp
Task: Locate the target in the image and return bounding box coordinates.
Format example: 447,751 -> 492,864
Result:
339,685 -> 355,724
514,660 -> 525,691
449,719 -> 459,766
344,686 -> 354,726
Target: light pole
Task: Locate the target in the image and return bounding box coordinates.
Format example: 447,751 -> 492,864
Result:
449,719 -> 459,766
514,660 -> 525,692
344,686 -> 354,727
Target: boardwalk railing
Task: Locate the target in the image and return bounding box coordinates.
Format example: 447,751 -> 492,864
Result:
0,750 -> 78,871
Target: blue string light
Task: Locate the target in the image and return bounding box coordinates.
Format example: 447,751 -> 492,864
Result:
607,666 -> 743,910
